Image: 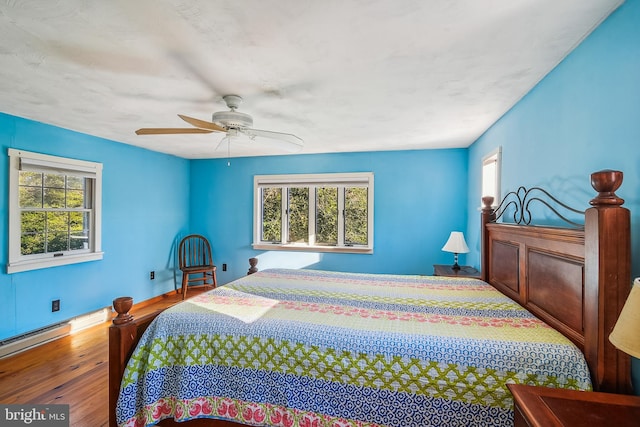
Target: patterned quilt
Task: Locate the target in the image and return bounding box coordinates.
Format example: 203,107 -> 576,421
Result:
116,268 -> 592,427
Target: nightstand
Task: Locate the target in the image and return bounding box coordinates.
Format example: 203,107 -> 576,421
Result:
508,384 -> 640,427
433,264 -> 480,279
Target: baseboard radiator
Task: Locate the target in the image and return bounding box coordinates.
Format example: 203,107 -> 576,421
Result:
0,307 -> 110,359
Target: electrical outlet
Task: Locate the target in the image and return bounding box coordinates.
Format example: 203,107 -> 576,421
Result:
52,299 -> 60,312
150,271 -> 155,280
222,263 -> 227,272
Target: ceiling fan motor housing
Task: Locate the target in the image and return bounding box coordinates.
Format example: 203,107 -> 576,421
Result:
211,110 -> 253,128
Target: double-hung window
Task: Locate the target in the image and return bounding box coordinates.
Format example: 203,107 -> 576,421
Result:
254,172 -> 374,253
7,149 -> 103,273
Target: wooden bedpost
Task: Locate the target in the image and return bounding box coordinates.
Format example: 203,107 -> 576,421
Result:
109,298 -> 164,427
480,196 -> 496,282
109,297 -> 135,427
584,170 -> 632,394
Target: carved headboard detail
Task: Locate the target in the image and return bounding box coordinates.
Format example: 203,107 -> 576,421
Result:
480,170 -> 631,394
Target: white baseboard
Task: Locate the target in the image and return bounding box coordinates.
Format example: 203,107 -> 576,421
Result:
69,307 -> 110,332
0,323 -> 71,358
0,307 -> 110,359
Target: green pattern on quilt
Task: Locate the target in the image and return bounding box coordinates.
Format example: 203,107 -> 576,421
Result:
123,334 -> 582,409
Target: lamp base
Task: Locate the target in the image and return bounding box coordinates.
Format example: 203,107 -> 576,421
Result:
451,253 -> 461,270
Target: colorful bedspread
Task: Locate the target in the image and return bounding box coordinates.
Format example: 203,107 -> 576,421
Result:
116,268 -> 591,427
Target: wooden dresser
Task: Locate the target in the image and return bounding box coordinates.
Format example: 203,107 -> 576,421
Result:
508,384 -> 640,427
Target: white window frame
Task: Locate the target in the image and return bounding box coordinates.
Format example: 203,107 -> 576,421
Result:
253,172 -> 374,254
481,147 -> 502,208
7,148 -> 103,273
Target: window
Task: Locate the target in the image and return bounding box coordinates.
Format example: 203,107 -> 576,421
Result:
8,149 -> 103,273
254,173 -> 373,253
481,147 -> 501,207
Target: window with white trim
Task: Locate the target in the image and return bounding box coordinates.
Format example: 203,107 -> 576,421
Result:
253,173 -> 374,253
7,149 -> 103,273
482,147 -> 501,207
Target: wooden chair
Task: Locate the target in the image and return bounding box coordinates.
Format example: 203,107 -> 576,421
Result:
178,234 -> 217,300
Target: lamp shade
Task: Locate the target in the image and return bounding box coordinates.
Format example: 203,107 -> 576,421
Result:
442,231 -> 470,254
609,278 -> 640,358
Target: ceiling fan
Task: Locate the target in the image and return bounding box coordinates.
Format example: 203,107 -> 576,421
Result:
135,95 -> 304,152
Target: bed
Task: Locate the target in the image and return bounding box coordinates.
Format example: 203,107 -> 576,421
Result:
109,169 -> 632,427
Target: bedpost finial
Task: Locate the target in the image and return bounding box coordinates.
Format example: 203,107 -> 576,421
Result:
590,170 -> 624,206
248,257 -> 258,275
112,296 -> 134,325
482,196 -> 494,211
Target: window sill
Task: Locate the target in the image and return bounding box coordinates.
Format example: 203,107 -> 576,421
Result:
252,243 -> 373,254
7,252 -> 104,274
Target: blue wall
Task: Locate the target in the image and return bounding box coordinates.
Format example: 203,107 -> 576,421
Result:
189,149 -> 469,282
0,113 -> 190,340
466,0 -> 640,392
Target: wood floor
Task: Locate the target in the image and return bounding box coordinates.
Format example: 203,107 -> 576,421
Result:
0,288 -> 207,427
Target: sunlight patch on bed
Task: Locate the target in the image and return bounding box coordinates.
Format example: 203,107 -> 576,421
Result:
188,291 -> 279,323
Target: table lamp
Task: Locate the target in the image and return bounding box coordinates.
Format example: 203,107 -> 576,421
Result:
609,278 -> 640,358
442,231 -> 470,271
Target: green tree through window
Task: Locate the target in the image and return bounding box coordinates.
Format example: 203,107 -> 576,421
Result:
19,171 -> 90,256
255,173 -> 373,252
345,187 -> 368,245
8,148 -> 103,273
316,187 -> 337,245
261,187 -> 282,242
288,187 -> 309,243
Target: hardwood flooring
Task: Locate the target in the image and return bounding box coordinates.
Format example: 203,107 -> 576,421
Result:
0,288 -> 207,427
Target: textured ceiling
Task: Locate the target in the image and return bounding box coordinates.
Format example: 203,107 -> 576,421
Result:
0,0 -> 623,159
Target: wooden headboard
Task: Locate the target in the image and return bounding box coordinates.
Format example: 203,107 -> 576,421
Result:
480,169 -> 632,394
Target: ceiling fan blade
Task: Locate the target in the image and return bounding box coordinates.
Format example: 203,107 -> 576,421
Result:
178,114 -> 226,132
135,128 -> 214,135
241,128 -> 304,152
